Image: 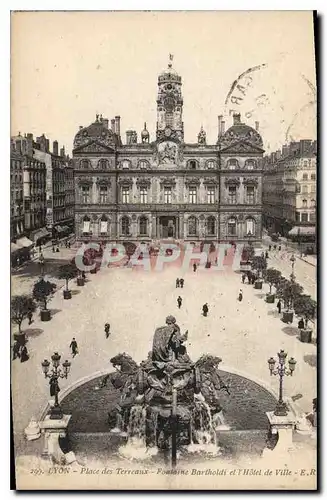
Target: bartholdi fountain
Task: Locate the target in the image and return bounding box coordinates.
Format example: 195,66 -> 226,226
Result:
98,315 -> 230,465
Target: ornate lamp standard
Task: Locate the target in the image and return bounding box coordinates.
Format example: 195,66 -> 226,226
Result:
41,352 -> 71,420
268,350 -> 296,416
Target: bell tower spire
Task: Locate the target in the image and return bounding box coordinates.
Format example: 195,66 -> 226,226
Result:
156,55 -> 184,142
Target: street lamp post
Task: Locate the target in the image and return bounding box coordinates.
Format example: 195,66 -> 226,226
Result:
41,352 -> 71,420
268,350 -> 296,416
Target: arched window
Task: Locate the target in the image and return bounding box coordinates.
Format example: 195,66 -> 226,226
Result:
207,216 -> 216,236
206,160 -> 216,169
302,185 -> 308,194
245,159 -> 256,170
139,160 -> 148,169
80,159 -> 89,169
100,214 -> 108,234
227,217 -> 237,236
311,199 -> 315,208
303,173 -> 308,181
302,199 -> 307,208
82,215 -> 91,234
139,217 -> 148,236
246,218 -> 255,236
227,159 -> 238,170
99,159 -> 108,169
188,216 -> 197,236
189,160 -> 197,170
311,173 -> 316,181
121,216 -> 130,236
121,160 -> 130,169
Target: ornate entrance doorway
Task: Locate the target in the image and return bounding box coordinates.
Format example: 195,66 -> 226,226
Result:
158,216 -> 176,238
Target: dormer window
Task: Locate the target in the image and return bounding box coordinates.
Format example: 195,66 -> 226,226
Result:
189,160 -> 197,170
227,159 -> 238,170
139,160 -> 148,169
245,159 -> 255,170
206,160 -> 216,169
99,159 -> 108,169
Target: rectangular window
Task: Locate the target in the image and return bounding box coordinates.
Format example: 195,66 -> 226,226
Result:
166,113 -> 173,127
164,187 -> 172,204
246,219 -> 255,235
246,186 -> 255,204
100,220 -> 108,233
228,186 -> 237,204
122,188 -> 130,204
140,188 -> 148,204
301,213 -> 308,223
99,186 -> 108,203
189,187 -> 197,204
309,212 -> 316,222
207,188 -> 215,204
82,186 -> 90,204
295,212 -> 301,222
83,220 -> 90,233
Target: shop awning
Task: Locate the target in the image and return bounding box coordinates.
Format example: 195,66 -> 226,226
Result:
288,226 -> 316,236
11,242 -> 21,254
16,237 -> 34,248
33,228 -> 51,241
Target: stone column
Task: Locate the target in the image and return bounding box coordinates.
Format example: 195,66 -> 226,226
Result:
151,215 -> 156,239
179,214 -> 184,240
39,414 -> 72,464
265,411 -> 296,455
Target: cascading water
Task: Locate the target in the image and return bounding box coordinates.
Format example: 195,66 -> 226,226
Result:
118,405 -> 158,460
188,400 -> 221,455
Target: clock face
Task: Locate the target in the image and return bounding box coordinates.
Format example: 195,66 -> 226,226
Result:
165,127 -> 172,137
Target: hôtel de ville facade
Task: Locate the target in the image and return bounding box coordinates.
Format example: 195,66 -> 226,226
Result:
72,58 -> 264,244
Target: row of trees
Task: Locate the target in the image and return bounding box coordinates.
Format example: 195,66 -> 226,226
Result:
11,261 -> 87,338
263,267 -> 316,328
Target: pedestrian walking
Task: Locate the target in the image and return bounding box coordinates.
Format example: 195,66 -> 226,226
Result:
70,337 -> 78,357
241,273 -> 246,284
238,289 -> 243,302
27,311 -> 33,325
82,271 -> 86,279
193,263 -> 197,272
20,345 -> 29,363
278,245 -> 282,251
52,245 -> 55,253
202,303 -> 209,317
176,278 -> 180,288
265,250 -> 269,259
177,296 -> 182,309
252,274 -> 256,285
277,299 -> 282,314
269,245 -> 272,251
274,244 -> 277,250
104,323 -> 110,339
56,246 -> 60,253
180,278 -> 184,288
12,341 -> 20,360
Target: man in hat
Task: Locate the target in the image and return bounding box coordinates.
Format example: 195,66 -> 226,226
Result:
177,296 -> 182,309
70,338 -> 78,358
202,303 -> 209,317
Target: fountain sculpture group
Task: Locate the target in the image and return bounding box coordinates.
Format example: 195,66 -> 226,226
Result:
99,315 -> 230,459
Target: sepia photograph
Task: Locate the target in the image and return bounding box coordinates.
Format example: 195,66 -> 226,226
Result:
10,10 -> 317,490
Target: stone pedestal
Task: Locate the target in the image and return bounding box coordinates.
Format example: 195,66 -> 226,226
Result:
39,414 -> 71,464
266,411 -> 296,454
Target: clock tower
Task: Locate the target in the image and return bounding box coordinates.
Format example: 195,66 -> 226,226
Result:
156,55 -> 184,142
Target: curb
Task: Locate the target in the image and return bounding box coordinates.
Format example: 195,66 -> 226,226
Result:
298,257 -> 316,268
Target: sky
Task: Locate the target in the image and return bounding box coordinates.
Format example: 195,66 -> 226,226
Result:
11,11 -> 316,155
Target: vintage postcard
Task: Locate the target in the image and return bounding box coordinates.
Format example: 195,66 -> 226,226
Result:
10,10 -> 317,490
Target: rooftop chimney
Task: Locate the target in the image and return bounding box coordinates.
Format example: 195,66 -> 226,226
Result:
218,115 -> 223,136
299,139 -> 312,156
255,121 -> 259,132
221,120 -> 226,135
53,140 -> 59,156
233,113 -> 241,125
102,118 -> 109,129
26,133 -> 34,157
111,119 -> 116,133
115,116 -> 121,137
60,146 -> 65,157
126,130 -> 137,145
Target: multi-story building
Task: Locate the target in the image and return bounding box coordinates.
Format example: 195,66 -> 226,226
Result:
73,60 -> 264,245
10,133 -> 47,249
263,140 -> 317,238
33,135 -> 74,239
10,143 -> 25,240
